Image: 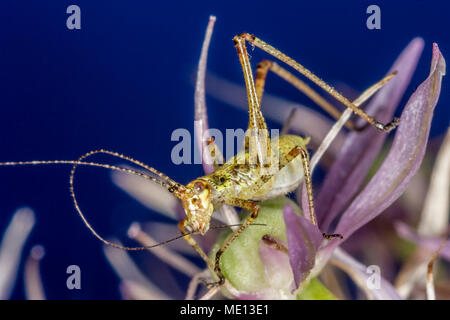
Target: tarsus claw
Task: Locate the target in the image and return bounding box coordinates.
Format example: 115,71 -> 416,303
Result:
376,117 -> 400,133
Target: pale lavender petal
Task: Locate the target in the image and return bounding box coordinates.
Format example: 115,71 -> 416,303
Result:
120,280 -> 169,300
394,247 -> 431,299
128,222 -> 201,277
195,16 -> 216,174
24,245 -> 46,300
0,208 -> 35,299
185,269 -> 210,300
395,221 -> 450,261
215,206 -> 240,233
283,204 -> 322,289
103,240 -> 171,299
228,291 -> 267,300
112,170 -> 181,220
316,38 -> 424,231
426,239 -> 447,300
417,128 -> 450,236
199,287 -> 221,300
333,43 -> 445,240
331,248 -> 402,300
143,222 -> 198,256
258,241 -> 294,293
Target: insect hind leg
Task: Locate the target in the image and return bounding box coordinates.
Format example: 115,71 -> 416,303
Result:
233,35 -> 272,169
234,33 -> 400,133
277,144 -> 344,239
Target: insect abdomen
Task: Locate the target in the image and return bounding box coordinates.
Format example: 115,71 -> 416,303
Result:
202,134 -> 310,201
251,135 -> 309,200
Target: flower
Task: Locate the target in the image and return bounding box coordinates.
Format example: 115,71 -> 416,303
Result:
108,17 -> 447,300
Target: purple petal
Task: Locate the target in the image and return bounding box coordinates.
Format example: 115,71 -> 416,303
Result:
194,16 -> 216,174
331,248 -> 402,300
283,204 -> 322,289
258,240 -> 293,289
395,221 -> 450,261
334,43 -> 446,240
316,38 -> 424,231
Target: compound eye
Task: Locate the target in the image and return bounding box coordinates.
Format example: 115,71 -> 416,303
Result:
193,181 -> 205,194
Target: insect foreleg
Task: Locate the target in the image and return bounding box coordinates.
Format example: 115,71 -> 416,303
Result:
209,198 -> 260,287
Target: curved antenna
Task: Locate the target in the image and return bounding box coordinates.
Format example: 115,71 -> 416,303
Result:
1,150 -> 189,250
0,149 -> 183,192
107,231 -> 199,251
87,149 -> 180,189
69,149 -> 187,251
1,149 -> 187,250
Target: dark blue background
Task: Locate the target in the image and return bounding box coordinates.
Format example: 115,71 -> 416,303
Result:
0,1 -> 448,299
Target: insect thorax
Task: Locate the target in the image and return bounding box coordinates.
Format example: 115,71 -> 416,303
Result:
201,134 -> 310,202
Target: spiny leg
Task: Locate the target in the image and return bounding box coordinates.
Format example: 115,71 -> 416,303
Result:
233,36 -> 271,168
285,145 -> 343,239
210,145 -> 345,286
256,60 -> 397,132
234,33 -> 399,132
255,143 -> 343,239
210,198 -> 260,287
256,59 -> 357,131
211,144 -> 344,287
239,142 -> 342,240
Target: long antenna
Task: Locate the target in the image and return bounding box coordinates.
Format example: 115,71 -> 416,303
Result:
0,160 -> 173,190
0,149 -> 184,192
69,149 -> 186,250
79,149 -> 181,189
0,149 -> 187,250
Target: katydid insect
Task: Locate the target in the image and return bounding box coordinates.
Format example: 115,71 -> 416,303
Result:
0,32 -> 398,288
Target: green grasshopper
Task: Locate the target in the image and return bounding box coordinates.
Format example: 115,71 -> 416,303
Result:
0,33 -> 398,288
